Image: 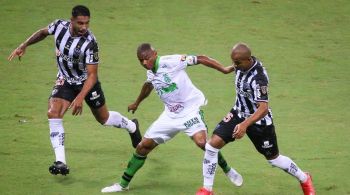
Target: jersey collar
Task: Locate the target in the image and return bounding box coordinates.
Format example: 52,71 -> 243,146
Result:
152,56 -> 160,73
243,56 -> 258,73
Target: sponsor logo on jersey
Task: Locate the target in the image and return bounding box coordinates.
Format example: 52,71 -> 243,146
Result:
56,49 -> 83,63
237,88 -> 252,98
65,75 -> 87,84
159,83 -> 178,95
167,103 -> 184,113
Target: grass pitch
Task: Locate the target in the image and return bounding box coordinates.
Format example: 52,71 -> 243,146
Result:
1,0 -> 349,194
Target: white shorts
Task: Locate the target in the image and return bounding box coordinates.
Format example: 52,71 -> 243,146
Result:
144,109 -> 207,144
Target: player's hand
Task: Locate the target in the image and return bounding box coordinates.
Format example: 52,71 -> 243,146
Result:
222,65 -> 235,74
128,102 -> 138,114
70,96 -> 84,116
8,43 -> 27,61
233,123 -> 247,139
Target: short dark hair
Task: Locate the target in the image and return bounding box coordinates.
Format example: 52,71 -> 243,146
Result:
137,43 -> 153,54
72,5 -> 90,17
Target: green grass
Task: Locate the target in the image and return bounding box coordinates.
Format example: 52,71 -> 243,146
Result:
1,0 -> 349,194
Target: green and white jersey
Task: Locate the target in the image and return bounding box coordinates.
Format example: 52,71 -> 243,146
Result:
146,54 -> 206,118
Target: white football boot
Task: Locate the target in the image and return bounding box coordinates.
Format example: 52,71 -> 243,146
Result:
225,168 -> 243,187
101,183 -> 129,193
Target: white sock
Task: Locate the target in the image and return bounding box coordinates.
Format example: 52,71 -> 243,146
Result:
268,154 -> 307,182
49,119 -> 66,164
104,111 -> 136,133
203,143 -> 219,190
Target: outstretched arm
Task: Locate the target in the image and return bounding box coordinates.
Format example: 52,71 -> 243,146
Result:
197,55 -> 235,74
8,27 -> 49,61
128,82 -> 154,114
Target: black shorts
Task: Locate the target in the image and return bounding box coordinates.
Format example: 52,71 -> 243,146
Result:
213,108 -> 279,158
49,78 -> 105,109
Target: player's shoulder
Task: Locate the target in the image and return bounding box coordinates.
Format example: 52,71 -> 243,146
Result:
159,54 -> 182,61
159,54 -> 189,66
146,69 -> 155,77
252,58 -> 269,82
84,30 -> 98,42
55,19 -> 70,25
49,19 -> 68,28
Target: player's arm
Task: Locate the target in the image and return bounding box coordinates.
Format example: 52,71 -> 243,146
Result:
8,27 -> 49,61
233,101 -> 268,139
196,55 -> 235,74
128,82 -> 154,114
70,64 -> 98,116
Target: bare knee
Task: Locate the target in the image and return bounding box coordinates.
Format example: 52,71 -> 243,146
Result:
195,139 -> 206,150
47,98 -> 69,119
47,110 -> 62,119
136,139 -> 157,156
91,106 -> 109,125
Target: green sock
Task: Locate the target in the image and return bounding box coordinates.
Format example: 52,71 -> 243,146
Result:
120,153 -> 147,188
218,151 -> 231,173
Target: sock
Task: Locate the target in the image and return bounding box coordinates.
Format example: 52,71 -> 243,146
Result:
104,111 -> 136,133
218,151 -> 231,173
120,153 -> 147,187
49,118 -> 66,164
203,143 -> 219,189
268,154 -> 307,182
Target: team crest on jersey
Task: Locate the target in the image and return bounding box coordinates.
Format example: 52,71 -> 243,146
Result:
74,47 -> 81,55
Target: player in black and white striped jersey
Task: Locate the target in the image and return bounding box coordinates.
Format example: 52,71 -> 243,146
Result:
8,5 -> 141,176
196,43 -> 315,195
233,57 -> 273,126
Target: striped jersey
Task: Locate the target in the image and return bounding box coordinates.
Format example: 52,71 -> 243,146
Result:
47,19 -> 99,85
146,55 -> 207,118
233,56 -> 273,125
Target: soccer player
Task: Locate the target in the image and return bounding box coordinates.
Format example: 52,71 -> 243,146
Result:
101,43 -> 243,192
196,43 -> 316,195
8,5 -> 142,175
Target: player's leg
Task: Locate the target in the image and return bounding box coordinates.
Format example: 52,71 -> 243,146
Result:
85,81 -> 141,148
246,124 -> 315,195
195,110 -> 239,177
196,109 -> 243,195
191,129 -> 240,183
102,111 -> 177,192
101,138 -> 157,193
47,98 -> 70,164
47,79 -> 74,175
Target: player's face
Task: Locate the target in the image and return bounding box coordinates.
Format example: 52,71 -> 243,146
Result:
71,16 -> 90,36
138,50 -> 157,70
231,52 -> 251,71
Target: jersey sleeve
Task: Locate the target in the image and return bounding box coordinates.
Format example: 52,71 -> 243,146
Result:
47,19 -> 62,35
85,41 -> 99,65
252,74 -> 269,102
174,55 -> 198,70
146,70 -> 154,83
183,55 -> 198,66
